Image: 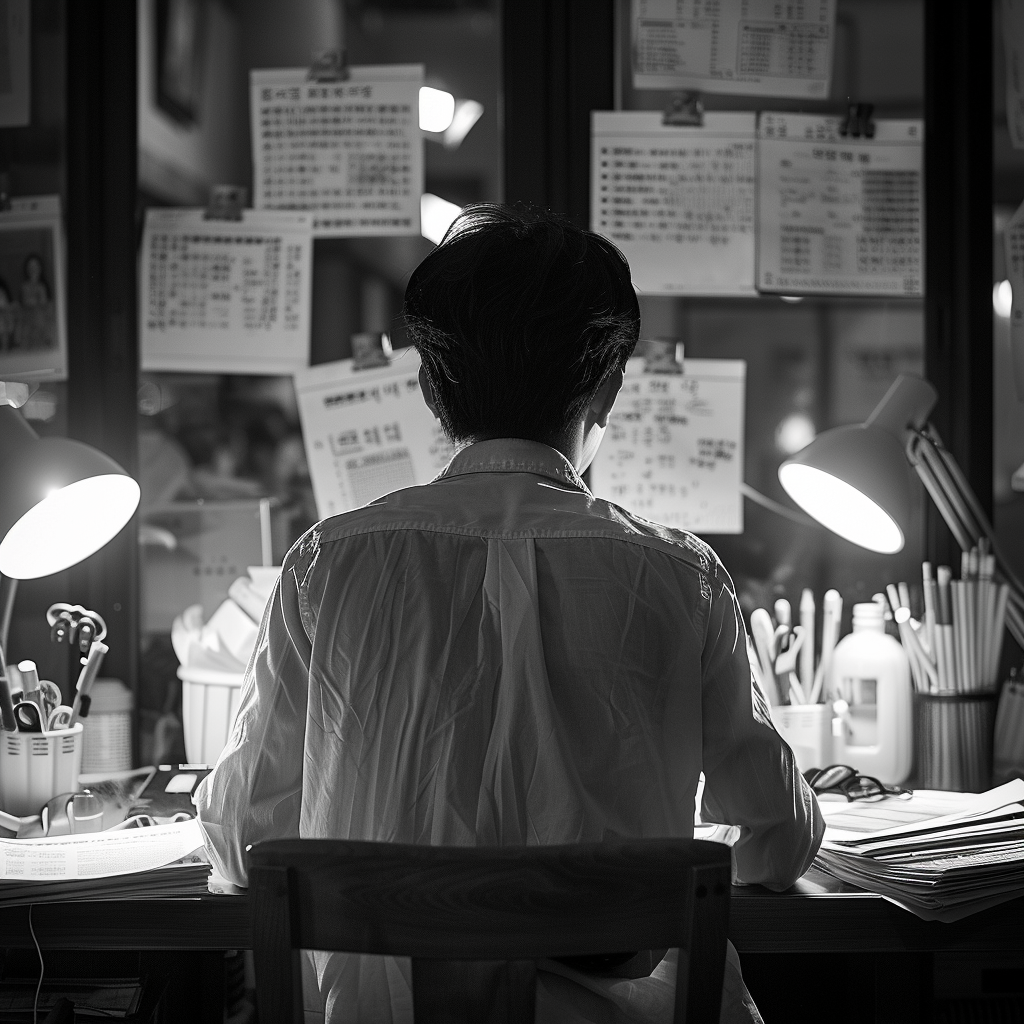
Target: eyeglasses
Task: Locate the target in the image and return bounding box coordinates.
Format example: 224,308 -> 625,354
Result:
803,764 -> 912,802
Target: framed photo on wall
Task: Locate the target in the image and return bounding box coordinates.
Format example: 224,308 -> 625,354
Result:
0,196 -> 67,381
154,0 -> 206,125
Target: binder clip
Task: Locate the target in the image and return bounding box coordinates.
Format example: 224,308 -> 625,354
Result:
203,185 -> 248,222
839,103 -> 875,139
308,49 -> 349,83
640,339 -> 684,375
352,332 -> 393,371
662,91 -> 703,128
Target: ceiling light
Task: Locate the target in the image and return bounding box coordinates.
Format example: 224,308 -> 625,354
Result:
444,100 -> 484,149
419,87 -> 455,133
993,279 -> 1013,319
420,193 -> 462,245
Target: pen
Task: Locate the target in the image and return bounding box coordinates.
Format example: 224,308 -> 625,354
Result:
17,660 -> 43,715
0,647 -> 16,732
810,589 -> 841,704
773,599 -> 791,631
799,589 -> 815,700
69,641 -> 108,727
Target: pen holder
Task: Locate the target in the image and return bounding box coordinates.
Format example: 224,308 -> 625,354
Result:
178,666 -> 244,765
0,724 -> 84,817
774,704 -> 832,774
914,691 -> 997,792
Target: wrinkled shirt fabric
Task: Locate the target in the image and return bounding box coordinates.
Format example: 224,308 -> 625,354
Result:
196,438 -> 823,1024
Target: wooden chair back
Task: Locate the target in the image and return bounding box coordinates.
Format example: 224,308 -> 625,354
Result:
249,836 -> 731,1024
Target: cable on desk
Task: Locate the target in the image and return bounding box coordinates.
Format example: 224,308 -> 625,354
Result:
27,903 -> 43,1024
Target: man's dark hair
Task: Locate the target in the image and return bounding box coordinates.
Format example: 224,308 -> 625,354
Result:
403,204 -> 640,445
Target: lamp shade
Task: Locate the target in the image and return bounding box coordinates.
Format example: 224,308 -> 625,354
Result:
0,406 -> 140,579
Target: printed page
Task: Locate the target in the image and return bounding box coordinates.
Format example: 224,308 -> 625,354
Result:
757,113 -> 924,296
591,112 -> 756,295
140,207 -> 314,375
0,196 -> 68,382
632,0 -> 836,98
0,819 -> 204,881
294,349 -> 456,519
590,357 -> 745,533
251,65 -> 423,237
1004,199 -> 1024,401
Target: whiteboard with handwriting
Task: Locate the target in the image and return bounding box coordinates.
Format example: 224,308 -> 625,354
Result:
590,358 -> 745,534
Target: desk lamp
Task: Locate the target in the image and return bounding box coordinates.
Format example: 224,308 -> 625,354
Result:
0,396 -> 141,655
778,374 -> 1024,648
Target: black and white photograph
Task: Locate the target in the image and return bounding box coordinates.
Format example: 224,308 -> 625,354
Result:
0,2 -> 1022,1023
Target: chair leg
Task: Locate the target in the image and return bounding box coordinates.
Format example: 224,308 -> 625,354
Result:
676,865 -> 730,1024
412,959 -> 537,1023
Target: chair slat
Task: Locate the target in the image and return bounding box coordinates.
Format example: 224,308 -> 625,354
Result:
412,959 -> 537,1024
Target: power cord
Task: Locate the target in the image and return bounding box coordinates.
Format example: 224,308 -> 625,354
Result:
27,904 -> 43,1024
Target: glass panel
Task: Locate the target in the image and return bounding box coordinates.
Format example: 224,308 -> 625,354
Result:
613,0 -> 926,627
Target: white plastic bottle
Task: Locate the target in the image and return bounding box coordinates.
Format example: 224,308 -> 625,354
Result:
828,602 -> 913,785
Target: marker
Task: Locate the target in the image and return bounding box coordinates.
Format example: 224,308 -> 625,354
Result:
799,589 -> 815,700
69,641 -> 108,727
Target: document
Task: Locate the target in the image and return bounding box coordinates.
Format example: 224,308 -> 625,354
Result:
632,0 -> 836,98
591,112 -> 756,295
1004,199 -> 1024,401
1003,0 -> 1024,148
140,207 -> 314,375
0,819 -> 204,881
590,357 -> 745,534
294,349 -> 456,519
757,113 -> 924,297
251,64 -> 423,237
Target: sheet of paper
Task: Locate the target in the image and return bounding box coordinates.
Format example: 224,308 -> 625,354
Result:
1003,0 -> 1024,148
590,357 -> 745,534
632,0 -> 836,98
294,349 -> 456,519
591,112 -> 756,295
0,819 -> 204,881
0,196 -> 67,382
140,207 -> 314,374
0,0 -> 29,127
757,113 -> 924,297
252,64 -> 423,237
1004,199 -> 1024,401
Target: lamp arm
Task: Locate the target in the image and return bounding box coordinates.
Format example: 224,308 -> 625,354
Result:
0,573 -> 15,659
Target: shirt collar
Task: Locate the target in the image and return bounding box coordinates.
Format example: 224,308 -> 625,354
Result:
436,438 -> 591,494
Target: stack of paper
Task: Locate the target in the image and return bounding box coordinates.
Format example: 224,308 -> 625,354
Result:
815,779 -> 1024,921
0,819 -> 210,907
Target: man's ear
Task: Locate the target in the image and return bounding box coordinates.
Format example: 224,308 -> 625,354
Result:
589,368 -> 624,429
418,364 -> 441,421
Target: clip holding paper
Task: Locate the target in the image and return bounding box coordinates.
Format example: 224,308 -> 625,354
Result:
308,49 -> 349,83
639,338 -> 684,375
203,185 -> 248,222
662,91 -> 704,128
352,332 -> 393,371
839,103 -> 876,139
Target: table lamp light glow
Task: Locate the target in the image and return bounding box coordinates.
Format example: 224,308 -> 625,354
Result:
778,375 -> 938,554
0,405 -> 140,580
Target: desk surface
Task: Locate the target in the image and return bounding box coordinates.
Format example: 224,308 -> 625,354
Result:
0,868 -> 1019,954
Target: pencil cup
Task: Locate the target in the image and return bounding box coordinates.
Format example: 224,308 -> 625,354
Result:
178,666 -> 244,765
0,724 -> 84,817
914,692 -> 996,792
774,704 -> 832,774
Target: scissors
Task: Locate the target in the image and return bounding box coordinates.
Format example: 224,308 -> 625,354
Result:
14,699 -> 75,732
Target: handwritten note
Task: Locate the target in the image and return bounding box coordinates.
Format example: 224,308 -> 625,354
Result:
632,0 -> 836,98
140,208 -> 314,375
294,350 -> 456,519
591,112 -> 756,295
251,64 -> 423,237
757,113 -> 924,297
1004,200 -> 1024,401
590,358 -> 745,534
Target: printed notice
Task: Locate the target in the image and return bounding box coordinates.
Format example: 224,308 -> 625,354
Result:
1004,200 -> 1024,401
140,208 -> 314,375
252,64 -> 423,237
757,113 -> 924,297
632,0 -> 836,98
294,350 -> 456,518
590,358 -> 745,534
592,112 -> 756,295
